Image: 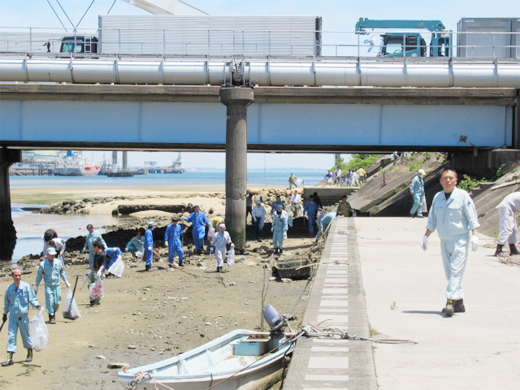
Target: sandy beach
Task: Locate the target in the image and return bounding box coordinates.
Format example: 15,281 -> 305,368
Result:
2,185 -> 318,390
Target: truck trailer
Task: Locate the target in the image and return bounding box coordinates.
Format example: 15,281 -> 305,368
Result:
60,15 -> 322,57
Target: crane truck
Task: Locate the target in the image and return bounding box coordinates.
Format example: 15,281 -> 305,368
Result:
355,18 -> 452,57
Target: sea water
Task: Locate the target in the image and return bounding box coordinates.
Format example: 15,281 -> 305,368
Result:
10,168 -> 326,261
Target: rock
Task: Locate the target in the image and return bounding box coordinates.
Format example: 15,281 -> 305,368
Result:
228,282 -> 236,286
281,278 -> 293,283
269,277 -> 277,281
107,362 -> 129,370
205,322 -> 212,326
96,355 -> 106,360
128,345 -> 137,350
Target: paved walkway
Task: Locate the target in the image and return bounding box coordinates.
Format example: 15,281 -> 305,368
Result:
283,216 -> 520,390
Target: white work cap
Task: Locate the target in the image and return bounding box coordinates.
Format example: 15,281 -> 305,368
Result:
256,200 -> 262,204
47,247 -> 57,255
148,221 -> 155,227
218,223 -> 226,229
418,169 -> 426,175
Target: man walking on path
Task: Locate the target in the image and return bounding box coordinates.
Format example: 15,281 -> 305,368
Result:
144,221 -> 155,271
410,169 -> 426,217
2,267 -> 42,366
165,216 -> 185,267
272,206 -> 288,254
494,191 -> 520,257
35,247 -> 70,324
421,168 -> 480,317
211,223 -> 233,273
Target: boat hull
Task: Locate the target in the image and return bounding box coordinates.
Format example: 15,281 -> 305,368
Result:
118,329 -> 293,390
54,166 -> 100,176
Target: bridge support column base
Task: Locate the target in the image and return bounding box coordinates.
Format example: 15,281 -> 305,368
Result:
220,87 -> 254,252
452,149 -> 520,177
0,148 -> 22,261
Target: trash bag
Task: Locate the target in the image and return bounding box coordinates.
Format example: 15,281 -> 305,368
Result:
89,277 -> 104,300
62,287 -> 81,320
227,245 -> 235,268
108,256 -> 124,278
32,309 -> 49,352
135,250 -> 143,260
208,224 -> 215,239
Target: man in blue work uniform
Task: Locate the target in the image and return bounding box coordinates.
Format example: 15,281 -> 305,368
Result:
303,195 -> 319,235
2,267 -> 42,366
83,224 -> 107,273
272,206 -> 288,254
125,229 -> 144,257
35,247 -> 70,324
144,221 -> 155,271
421,168 -> 480,317
315,212 -> 337,240
409,169 -> 426,217
165,216 -> 184,267
105,247 -> 123,277
184,205 -> 209,255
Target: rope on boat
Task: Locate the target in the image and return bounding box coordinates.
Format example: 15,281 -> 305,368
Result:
125,371 -> 176,390
302,321 -> 418,345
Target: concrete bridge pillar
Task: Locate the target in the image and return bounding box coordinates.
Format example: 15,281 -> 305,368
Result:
219,87 -> 254,251
112,151 -> 118,173
123,151 -> 128,172
0,148 -> 21,261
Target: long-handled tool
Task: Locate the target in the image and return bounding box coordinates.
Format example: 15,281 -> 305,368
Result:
0,318 -> 7,334
63,275 -> 79,320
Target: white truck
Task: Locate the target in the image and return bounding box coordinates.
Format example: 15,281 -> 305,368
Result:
59,15 -> 323,57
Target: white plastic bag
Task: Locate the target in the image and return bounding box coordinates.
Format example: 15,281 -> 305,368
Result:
227,245 -> 235,268
32,309 -> 49,352
108,256 -> 125,278
89,277 -> 104,300
62,287 -> 81,320
208,224 -> 215,239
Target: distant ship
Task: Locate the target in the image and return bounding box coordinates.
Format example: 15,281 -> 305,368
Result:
163,152 -> 184,174
54,152 -> 100,177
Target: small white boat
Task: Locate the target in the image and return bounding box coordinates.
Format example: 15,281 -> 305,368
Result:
118,306 -> 295,390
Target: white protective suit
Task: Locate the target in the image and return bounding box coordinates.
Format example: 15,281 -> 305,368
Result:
211,231 -> 232,267
426,187 -> 480,300
496,192 -> 520,245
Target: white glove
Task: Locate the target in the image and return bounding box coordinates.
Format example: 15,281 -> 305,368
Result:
38,306 -> 44,316
34,285 -> 38,295
210,247 -> 215,254
421,236 -> 428,251
470,235 -> 479,251
66,282 -> 71,289
96,270 -> 102,278
283,232 -> 287,240
165,241 -> 168,247
148,247 -> 152,251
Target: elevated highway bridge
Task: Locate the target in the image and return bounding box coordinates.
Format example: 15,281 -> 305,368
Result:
1,52 -> 519,260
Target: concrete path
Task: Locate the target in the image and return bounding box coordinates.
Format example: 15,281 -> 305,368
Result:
283,216 -> 520,390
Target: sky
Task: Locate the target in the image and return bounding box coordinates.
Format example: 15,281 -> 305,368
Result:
1,0 -> 518,168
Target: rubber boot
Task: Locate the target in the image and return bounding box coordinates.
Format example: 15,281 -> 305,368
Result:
145,265 -> 151,272
179,261 -> 184,267
453,299 -> 465,313
442,299 -> 454,317
1,352 -> 14,367
494,244 -> 504,257
509,244 -> 519,255
25,349 -> 33,363
49,314 -> 56,324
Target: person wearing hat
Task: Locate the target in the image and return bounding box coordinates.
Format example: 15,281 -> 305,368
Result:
252,199 -> 267,238
165,216 -> 185,268
409,169 -> 426,218
143,221 -> 156,271
35,246 -> 70,324
272,206 -> 288,254
183,205 -> 210,255
2,267 -> 42,366
211,223 -> 233,273
303,195 -> 319,235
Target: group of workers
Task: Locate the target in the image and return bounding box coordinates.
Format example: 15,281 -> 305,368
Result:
325,167 -> 366,187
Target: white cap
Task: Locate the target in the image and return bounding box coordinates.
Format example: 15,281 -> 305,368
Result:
218,223 -> 226,229
418,169 -> 426,175
47,247 -> 57,255
256,200 -> 262,204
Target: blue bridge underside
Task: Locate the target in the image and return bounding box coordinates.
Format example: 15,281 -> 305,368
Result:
0,100 -> 513,151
